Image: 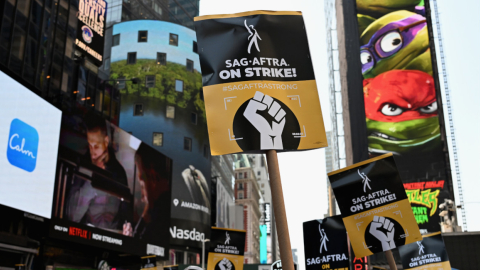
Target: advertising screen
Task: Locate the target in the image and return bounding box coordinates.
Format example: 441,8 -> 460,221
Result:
49,107 -> 171,257
355,0 -> 455,233
76,0 -> 106,66
110,20 -> 211,249
0,71 -> 62,218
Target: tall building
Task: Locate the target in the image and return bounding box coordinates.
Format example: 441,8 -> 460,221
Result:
234,155 -> 261,264
324,131 -> 339,216
211,155 -> 237,229
247,154 -> 280,263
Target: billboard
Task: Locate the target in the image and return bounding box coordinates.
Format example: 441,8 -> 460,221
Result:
0,70 -> 62,218
76,0 -> 107,66
355,0 -> 455,233
50,107 -> 171,257
194,11 -> 327,155
110,20 -> 211,249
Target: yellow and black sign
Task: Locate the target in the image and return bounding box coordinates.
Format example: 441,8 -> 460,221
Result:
207,227 -> 246,270
399,232 -> 452,270
328,153 -> 422,257
141,255 -> 157,270
194,11 -> 327,155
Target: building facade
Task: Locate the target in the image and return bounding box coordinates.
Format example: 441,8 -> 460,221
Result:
234,165 -> 261,264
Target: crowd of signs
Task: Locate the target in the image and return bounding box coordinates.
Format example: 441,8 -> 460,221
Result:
321,154 -> 453,270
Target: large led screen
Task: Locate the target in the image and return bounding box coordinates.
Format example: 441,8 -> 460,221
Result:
0,71 -> 62,218
110,20 -> 211,249
49,107 -> 171,257
355,0 -> 455,233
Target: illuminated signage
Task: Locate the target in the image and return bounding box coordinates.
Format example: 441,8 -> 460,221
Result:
404,181 -> 443,226
76,0 -> 106,66
265,203 -> 271,235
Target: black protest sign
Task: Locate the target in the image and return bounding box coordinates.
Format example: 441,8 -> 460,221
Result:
399,232 -> 452,270
194,11 -> 327,155
303,216 -> 349,270
208,227 -> 246,270
141,255 -> 156,270
271,260 -> 297,270
328,153 -> 422,257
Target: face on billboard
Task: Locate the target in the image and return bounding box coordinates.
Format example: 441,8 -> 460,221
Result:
110,20 -> 211,248
356,0 -> 454,234
50,108 -> 172,257
0,71 -> 62,218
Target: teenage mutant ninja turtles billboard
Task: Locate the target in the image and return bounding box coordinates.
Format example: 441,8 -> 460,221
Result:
355,0 -> 455,234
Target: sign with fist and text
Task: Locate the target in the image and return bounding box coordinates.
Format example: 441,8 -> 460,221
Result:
328,153 -> 422,257
194,11 -> 327,155
207,227 -> 246,270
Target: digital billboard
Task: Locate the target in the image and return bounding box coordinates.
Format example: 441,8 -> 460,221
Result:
110,20 -> 211,249
355,0 -> 455,233
76,0 -> 106,66
0,71 -> 62,218
49,107 -> 171,257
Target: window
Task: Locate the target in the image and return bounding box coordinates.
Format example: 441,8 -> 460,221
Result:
193,41 -> 198,53
138,30 -> 148,42
152,2 -> 162,15
238,192 -> 243,199
186,59 -> 194,72
238,173 -> 243,179
203,145 -> 209,158
261,190 -> 265,195
134,104 -> 143,116
127,52 -> 136,64
244,172 -> 248,178
157,52 -> 166,65
175,79 -> 183,92
145,75 -> 155,88
261,184 -> 265,188
239,183 -> 243,190
184,137 -> 192,151
166,105 -> 175,119
169,33 -> 178,46
153,132 -> 163,146
261,158 -> 265,167
191,112 -> 197,124
112,34 -> 120,46
257,171 -> 261,176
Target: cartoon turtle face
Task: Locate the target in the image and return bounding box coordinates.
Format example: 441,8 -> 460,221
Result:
363,70 -> 441,154
360,11 -> 431,78
356,0 -> 422,18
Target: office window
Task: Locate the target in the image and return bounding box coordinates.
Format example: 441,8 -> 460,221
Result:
191,112 -> 197,124
186,59 -> 194,72
152,2 -> 162,15
153,132 -> 163,146
127,52 -> 136,64
157,52 -> 166,65
169,33 -> 178,46
138,31 -> 148,42
113,34 -> 120,46
193,41 -> 198,53
203,145 -> 209,158
145,75 -> 155,88
166,105 -> 175,119
184,137 -> 192,151
134,104 -> 143,116
175,79 -> 183,92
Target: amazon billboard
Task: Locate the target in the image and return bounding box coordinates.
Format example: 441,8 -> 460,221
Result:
352,0 -> 455,234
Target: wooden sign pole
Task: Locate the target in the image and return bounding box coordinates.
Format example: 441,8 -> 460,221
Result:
266,150 -> 295,270
385,250 -> 398,270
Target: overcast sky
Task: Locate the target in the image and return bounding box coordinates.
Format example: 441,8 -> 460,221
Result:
199,1 -> 480,269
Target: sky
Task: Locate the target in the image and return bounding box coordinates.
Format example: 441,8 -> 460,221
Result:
199,0 -> 480,269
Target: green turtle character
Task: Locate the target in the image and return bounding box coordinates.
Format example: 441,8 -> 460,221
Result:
356,0 -> 423,19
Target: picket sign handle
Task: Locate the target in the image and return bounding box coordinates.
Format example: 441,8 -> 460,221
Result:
385,250 -> 398,270
266,150 -> 295,270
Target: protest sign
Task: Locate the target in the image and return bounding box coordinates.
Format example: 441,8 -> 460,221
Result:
398,232 -> 452,270
207,227 -> 246,270
328,153 -> 422,258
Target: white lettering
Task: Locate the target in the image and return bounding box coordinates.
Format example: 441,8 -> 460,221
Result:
9,134 -> 36,158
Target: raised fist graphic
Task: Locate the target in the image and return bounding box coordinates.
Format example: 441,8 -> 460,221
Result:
243,91 -> 286,149
218,258 -> 233,270
369,216 -> 396,251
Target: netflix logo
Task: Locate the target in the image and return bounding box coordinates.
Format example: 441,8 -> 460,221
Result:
68,226 -> 90,239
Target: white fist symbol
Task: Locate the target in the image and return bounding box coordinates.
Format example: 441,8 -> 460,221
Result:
369,216 -> 396,251
219,258 -> 233,270
243,91 -> 286,149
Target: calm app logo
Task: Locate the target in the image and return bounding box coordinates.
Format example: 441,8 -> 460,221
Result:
7,119 -> 39,172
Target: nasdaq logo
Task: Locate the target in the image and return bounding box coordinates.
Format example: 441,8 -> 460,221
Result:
7,119 -> 39,172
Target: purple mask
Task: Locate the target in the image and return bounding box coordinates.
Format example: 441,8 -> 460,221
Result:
360,15 -> 427,74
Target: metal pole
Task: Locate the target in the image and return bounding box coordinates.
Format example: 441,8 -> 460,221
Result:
202,240 -> 205,270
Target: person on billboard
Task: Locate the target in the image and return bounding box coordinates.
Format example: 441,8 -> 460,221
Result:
133,143 -> 170,239
66,113 -> 132,235
182,165 -> 210,210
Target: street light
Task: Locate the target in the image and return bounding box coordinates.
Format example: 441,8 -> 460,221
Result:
202,239 -> 210,270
